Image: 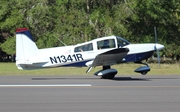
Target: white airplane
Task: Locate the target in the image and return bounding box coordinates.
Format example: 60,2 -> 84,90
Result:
15,28 -> 164,79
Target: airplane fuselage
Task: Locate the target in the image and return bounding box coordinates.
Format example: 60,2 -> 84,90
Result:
16,36 -> 163,69
15,28 -> 164,78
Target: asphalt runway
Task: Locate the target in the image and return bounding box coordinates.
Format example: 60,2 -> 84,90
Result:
0,75 -> 180,112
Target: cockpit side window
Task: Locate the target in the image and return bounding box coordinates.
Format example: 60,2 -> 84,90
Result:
97,39 -> 116,50
116,36 -> 130,47
74,43 -> 93,52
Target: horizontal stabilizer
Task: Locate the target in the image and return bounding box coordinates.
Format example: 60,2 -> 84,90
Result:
16,61 -> 48,70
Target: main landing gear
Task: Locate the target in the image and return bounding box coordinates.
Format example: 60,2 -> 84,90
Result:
94,66 -> 117,79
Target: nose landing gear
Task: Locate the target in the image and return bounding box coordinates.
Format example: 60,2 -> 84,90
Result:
134,62 -> 150,75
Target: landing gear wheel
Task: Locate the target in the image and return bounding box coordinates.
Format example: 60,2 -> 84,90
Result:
101,74 -> 115,79
134,62 -> 150,75
141,71 -> 147,75
101,66 -> 115,79
94,67 -> 117,79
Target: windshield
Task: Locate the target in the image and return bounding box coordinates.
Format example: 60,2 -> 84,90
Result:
116,36 -> 130,47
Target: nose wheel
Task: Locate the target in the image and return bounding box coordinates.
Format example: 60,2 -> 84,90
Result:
134,62 -> 150,75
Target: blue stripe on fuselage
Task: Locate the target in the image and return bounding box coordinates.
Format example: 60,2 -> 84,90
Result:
125,51 -> 154,62
61,60 -> 92,67
61,51 -> 154,67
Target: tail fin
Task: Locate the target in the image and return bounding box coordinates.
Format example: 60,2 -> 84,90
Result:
16,28 -> 38,62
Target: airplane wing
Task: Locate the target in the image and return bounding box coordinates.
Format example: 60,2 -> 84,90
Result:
91,48 -> 129,67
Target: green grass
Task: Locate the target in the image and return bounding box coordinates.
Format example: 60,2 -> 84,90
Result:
0,62 -> 180,76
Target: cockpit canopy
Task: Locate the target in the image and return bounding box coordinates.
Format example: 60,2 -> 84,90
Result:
74,36 -> 130,52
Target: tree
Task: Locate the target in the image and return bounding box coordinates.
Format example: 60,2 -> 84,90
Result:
0,0 -> 56,54
128,0 -> 180,59
1,0 -> 179,62
53,0 -> 135,45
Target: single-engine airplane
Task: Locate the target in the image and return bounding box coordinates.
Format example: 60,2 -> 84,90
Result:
15,28 -> 164,79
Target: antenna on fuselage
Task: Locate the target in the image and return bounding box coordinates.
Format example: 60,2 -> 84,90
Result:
154,26 -> 160,67
57,38 -> 67,46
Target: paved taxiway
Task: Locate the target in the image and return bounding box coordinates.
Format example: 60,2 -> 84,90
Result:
0,75 -> 180,112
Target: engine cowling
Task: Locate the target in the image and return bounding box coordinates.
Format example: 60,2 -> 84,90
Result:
94,69 -> 117,79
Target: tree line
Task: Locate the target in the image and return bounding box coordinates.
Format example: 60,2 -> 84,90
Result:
0,0 -> 180,62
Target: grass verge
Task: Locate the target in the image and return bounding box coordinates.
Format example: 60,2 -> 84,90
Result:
0,62 -> 180,76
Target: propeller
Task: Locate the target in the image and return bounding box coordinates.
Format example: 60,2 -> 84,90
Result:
154,27 -> 160,67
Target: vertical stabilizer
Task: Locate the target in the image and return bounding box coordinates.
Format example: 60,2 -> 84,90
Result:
16,28 -> 38,62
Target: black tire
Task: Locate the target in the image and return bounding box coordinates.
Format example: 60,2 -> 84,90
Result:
101,74 -> 115,79
141,71 -> 147,75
